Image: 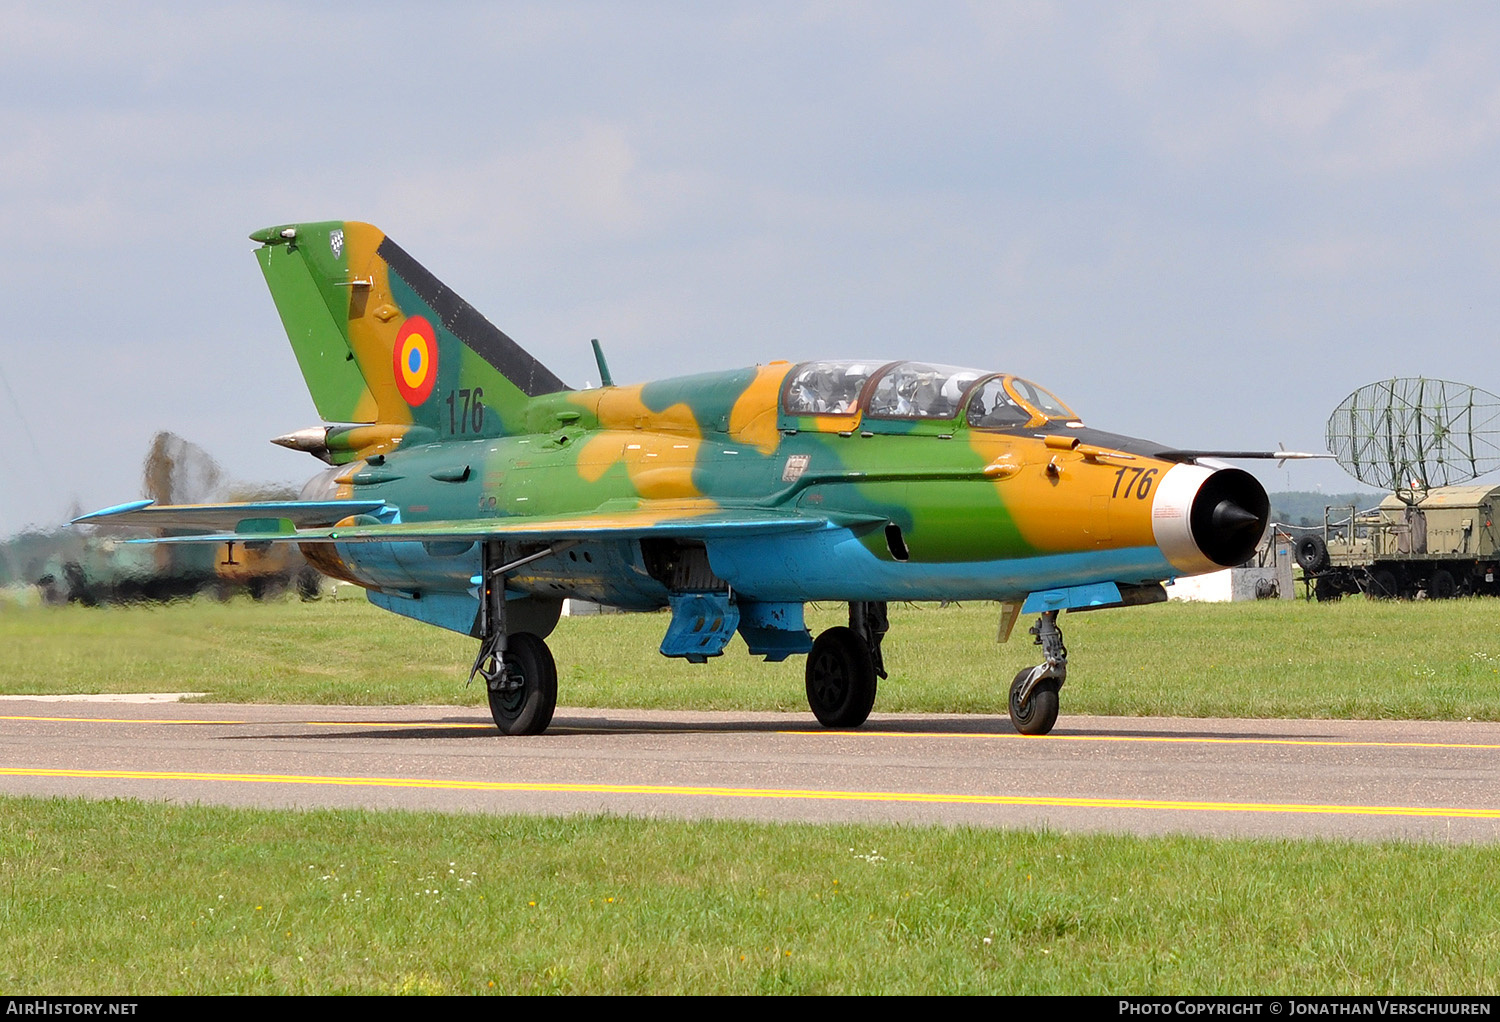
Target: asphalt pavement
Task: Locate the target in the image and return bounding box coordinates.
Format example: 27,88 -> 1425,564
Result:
4,698 -> 1499,842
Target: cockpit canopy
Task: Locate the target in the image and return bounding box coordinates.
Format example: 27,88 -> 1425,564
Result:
782,360 -> 1078,428
867,363 -> 984,420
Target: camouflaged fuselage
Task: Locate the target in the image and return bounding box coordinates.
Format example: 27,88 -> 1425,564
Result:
300,359 -> 1198,616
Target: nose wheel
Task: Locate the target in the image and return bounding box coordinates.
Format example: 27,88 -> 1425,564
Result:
1008,670 -> 1060,735
1009,610 -> 1066,736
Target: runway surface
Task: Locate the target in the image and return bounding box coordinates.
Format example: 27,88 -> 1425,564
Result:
3,698 -> 1499,842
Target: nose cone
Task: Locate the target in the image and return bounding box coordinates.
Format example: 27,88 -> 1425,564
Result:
1211,495 -> 1264,533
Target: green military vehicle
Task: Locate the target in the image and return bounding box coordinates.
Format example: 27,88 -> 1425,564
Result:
1296,484 -> 1500,600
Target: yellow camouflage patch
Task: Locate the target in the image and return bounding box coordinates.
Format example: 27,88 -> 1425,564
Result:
342,222 -> 415,425
728,362 -> 791,454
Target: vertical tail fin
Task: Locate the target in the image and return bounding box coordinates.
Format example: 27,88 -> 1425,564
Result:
251,221 -> 570,435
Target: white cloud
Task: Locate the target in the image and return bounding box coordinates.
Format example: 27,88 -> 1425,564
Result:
1271,234 -> 1397,277
376,120 -> 647,252
1255,40 -> 1500,177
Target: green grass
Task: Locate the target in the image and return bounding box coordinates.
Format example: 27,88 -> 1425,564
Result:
3,795 -> 1498,994
4,595 -> 1500,720
7,599 -> 1500,994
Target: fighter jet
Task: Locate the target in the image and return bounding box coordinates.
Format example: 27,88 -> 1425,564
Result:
77,221 -> 1303,737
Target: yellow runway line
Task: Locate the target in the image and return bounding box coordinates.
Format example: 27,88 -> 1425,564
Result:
305,721 -> 493,729
836,730 -> 1500,752
0,715 -> 491,730
0,715 -> 248,726
3,766 -> 1499,820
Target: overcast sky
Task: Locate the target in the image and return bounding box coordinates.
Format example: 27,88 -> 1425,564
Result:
3,1 -> 1498,535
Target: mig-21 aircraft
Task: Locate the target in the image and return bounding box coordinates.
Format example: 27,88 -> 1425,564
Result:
77,221 -> 1304,737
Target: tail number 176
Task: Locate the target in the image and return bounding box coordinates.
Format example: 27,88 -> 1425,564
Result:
446,387 -> 485,435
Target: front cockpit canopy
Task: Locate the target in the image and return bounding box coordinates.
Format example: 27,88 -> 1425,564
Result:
782,360 -> 1078,428
965,377 -> 1032,428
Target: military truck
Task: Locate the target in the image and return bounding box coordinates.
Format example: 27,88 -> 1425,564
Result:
1295,484 -> 1500,600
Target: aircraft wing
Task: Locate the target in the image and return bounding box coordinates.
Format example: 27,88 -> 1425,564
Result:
74,499 -> 869,545
297,507 -> 850,544
72,499 -> 390,532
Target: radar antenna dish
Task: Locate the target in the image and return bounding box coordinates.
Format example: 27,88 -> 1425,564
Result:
1325,378 -> 1500,504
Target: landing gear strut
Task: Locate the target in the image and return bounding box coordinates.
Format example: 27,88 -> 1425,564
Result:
470,540 -> 563,735
804,601 -> 887,728
1009,610 -> 1065,736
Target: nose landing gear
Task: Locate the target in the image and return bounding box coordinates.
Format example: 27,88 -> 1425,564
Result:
1008,609 -> 1065,736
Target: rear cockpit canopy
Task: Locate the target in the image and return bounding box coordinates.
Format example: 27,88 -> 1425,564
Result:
782,360 -> 1079,428
867,363 -> 984,420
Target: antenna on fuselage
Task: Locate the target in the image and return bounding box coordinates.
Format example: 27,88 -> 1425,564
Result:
590,339 -> 614,388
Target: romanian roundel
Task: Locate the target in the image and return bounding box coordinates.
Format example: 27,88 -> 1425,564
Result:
393,315 -> 438,406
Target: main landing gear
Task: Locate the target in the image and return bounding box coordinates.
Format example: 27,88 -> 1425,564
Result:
473,629 -> 557,736
805,601 -> 888,728
470,541 -> 563,736
1009,609 -> 1065,736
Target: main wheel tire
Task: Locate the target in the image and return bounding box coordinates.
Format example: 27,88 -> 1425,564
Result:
1314,576 -> 1342,602
805,626 -> 877,728
1009,669 -> 1060,736
1429,568 -> 1457,600
1295,535 -> 1330,572
486,632 -> 558,736
1369,569 -> 1399,600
